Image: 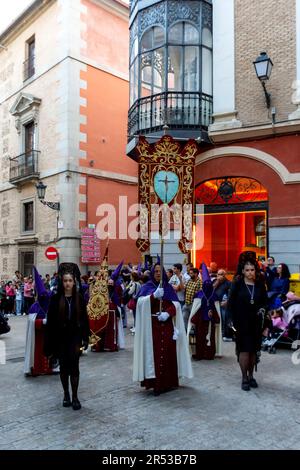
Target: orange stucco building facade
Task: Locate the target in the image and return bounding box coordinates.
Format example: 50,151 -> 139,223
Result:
79,0 -> 140,266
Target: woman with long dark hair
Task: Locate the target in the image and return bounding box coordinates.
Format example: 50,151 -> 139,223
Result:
268,262 -> 291,308
227,252 -> 269,391
45,264 -> 90,410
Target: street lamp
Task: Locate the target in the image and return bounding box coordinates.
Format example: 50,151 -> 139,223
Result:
36,181 -> 60,211
253,52 -> 273,109
36,181 -> 61,269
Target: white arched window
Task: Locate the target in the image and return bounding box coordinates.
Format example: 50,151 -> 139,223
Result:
140,26 -> 165,97
168,22 -> 200,92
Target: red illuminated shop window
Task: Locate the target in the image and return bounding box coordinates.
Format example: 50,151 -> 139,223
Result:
193,177 -> 268,273
195,177 -> 268,205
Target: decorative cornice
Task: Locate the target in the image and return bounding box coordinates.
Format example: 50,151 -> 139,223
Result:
195,146 -> 300,185
208,119 -> 300,144
10,93 -> 42,116
75,55 -> 129,82
14,237 -> 39,245
39,164 -> 138,184
0,55 -> 128,109
80,166 -> 138,184
90,0 -> 129,21
0,166 -> 137,196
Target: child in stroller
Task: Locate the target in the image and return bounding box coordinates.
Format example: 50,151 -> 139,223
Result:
262,292 -> 300,353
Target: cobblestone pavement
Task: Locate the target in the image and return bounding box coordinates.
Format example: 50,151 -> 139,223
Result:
0,316 -> 299,450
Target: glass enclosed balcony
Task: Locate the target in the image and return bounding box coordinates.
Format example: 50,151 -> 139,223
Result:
128,0 -> 213,142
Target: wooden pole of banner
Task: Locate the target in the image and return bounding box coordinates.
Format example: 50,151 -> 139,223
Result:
159,124 -> 169,315
159,214 -> 164,315
106,233 -> 110,268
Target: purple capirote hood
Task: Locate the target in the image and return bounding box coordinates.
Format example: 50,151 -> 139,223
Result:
194,263 -> 218,320
30,266 -> 52,315
136,263 -> 179,302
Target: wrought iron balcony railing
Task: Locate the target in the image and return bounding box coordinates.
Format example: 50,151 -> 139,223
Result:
9,150 -> 40,184
23,56 -> 35,81
128,91 -> 213,139
129,0 -> 139,12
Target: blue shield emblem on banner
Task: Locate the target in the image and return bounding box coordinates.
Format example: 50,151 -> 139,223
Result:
153,171 -> 179,204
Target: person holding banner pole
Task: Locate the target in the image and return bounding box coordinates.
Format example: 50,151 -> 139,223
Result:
133,263 -> 193,395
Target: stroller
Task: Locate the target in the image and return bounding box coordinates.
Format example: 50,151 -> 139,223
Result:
0,311 -> 10,335
262,300 -> 300,353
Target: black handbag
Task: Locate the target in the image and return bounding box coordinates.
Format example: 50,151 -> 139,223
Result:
122,288 -> 131,305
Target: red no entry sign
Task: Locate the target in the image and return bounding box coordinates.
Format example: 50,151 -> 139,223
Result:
45,246 -> 58,261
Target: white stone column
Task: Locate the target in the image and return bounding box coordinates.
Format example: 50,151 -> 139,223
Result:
209,0 -> 242,131
289,0 -> 300,119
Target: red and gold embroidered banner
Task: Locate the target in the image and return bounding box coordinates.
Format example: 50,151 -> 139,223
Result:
134,135 -> 199,254
87,247 -> 109,345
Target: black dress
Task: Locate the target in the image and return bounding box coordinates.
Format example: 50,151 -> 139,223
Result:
227,279 -> 268,355
44,293 -> 90,375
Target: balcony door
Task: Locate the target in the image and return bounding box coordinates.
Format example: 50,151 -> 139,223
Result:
24,121 -> 35,175
28,39 -> 35,74
24,36 -> 35,81
19,251 -> 34,278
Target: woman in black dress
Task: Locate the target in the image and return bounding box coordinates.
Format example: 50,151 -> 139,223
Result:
45,263 -> 90,410
227,254 -> 268,391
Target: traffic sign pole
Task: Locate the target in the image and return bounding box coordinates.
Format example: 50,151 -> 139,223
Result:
56,249 -> 60,273
56,214 -> 60,272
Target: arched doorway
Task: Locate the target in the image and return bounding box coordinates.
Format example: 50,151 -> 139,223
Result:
192,176 -> 268,272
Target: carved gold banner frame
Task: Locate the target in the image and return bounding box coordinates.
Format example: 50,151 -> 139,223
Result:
134,135 -> 199,254
87,252 -> 109,345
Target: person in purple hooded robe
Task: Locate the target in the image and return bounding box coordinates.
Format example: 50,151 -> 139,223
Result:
187,263 -> 222,360
133,263 -> 193,395
24,267 -> 54,376
89,261 -> 125,352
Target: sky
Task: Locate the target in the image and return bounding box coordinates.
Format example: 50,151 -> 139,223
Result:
0,0 -> 33,34
0,0 -> 129,35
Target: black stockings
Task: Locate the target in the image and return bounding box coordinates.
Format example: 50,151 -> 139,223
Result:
60,372 -> 80,400
70,375 -> 79,400
60,372 -> 70,398
238,352 -> 256,382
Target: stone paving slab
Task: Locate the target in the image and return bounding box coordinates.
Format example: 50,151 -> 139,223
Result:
0,316 -> 299,450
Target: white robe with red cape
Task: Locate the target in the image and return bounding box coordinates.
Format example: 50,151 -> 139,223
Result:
133,297 -> 193,382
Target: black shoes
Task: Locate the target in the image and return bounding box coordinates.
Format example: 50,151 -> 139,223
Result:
72,398 -> 82,410
63,394 -> 71,407
249,378 -> 258,388
63,394 -> 81,409
241,380 -> 250,391
241,378 -> 258,391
